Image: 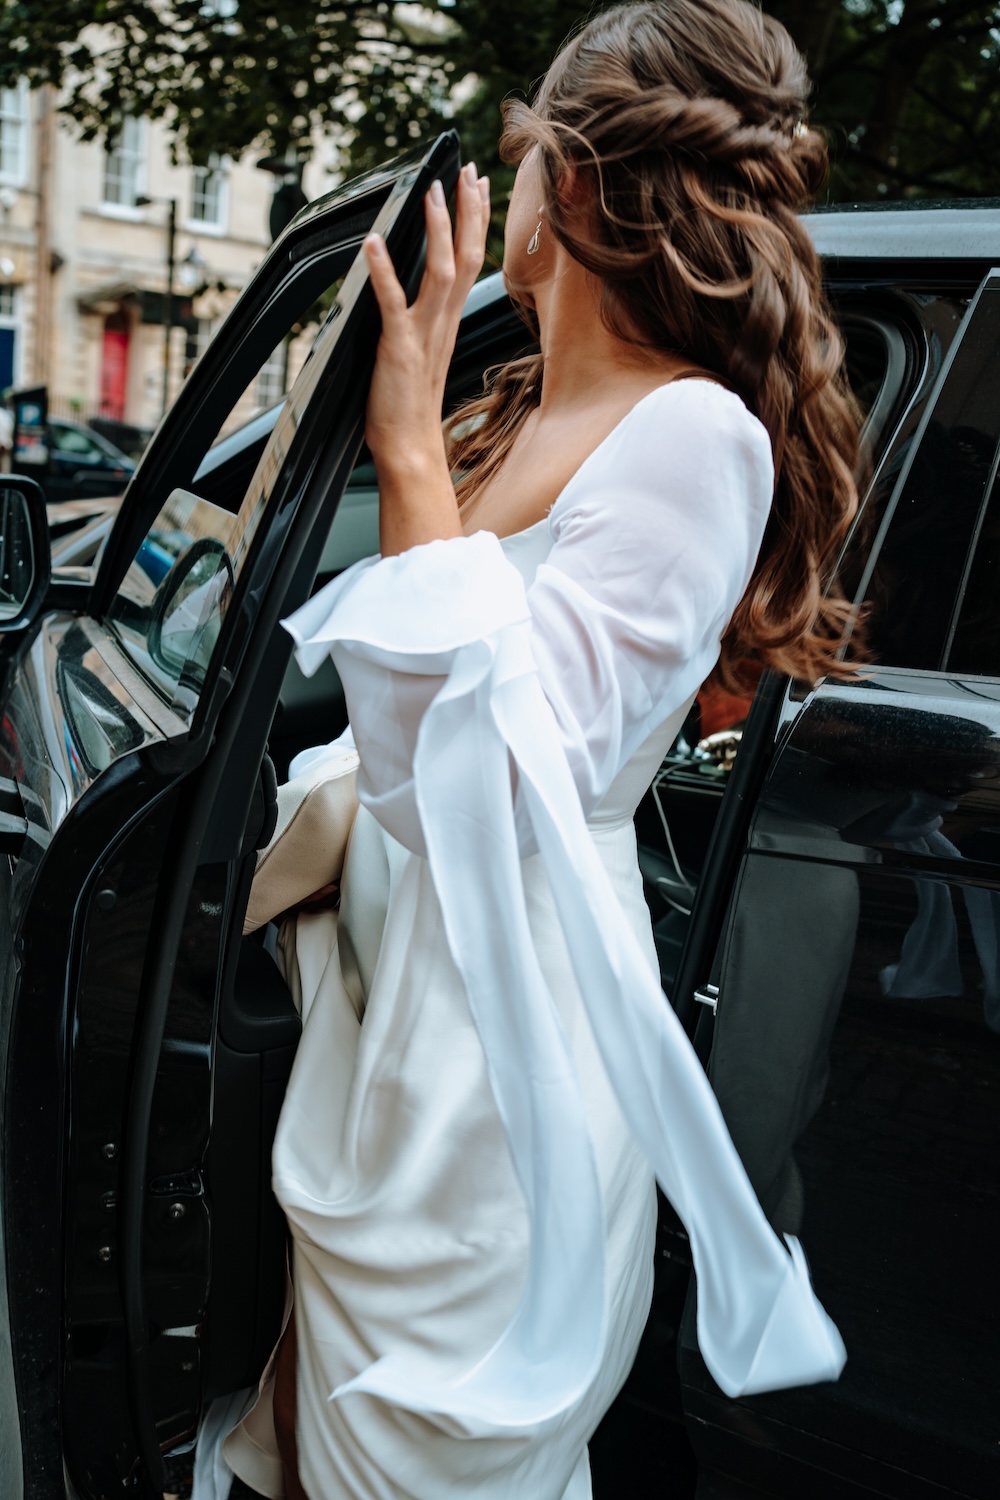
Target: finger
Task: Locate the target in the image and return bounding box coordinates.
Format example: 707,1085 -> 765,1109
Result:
416,177 -> 458,315
453,162 -> 488,295
363,234 -> 408,330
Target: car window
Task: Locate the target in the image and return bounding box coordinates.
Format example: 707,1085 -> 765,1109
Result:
944,460 -> 1000,676
858,282 -> 1000,673
842,318 -> 891,416
52,425 -> 102,460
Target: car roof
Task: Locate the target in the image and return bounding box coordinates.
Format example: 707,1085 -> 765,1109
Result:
463,205 -> 1000,323
805,200 -> 1000,260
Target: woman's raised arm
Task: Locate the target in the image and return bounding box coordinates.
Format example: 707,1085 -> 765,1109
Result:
362,162 -> 490,556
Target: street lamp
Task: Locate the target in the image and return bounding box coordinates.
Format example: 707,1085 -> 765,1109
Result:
136,194 -> 178,417
177,244 -> 207,293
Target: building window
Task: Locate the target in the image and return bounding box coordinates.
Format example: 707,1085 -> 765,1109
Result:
255,344 -> 286,410
190,156 -> 227,230
185,316 -> 217,378
103,117 -> 146,209
0,82 -> 29,185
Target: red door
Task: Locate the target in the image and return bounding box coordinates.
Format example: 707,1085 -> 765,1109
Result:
100,324 -> 130,420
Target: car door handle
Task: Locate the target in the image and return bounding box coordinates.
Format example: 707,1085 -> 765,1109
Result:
693,983 -> 719,1015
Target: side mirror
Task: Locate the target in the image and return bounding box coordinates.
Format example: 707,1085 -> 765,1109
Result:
0,475 -> 51,633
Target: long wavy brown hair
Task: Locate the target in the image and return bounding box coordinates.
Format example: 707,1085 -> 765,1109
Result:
445,0 -> 863,691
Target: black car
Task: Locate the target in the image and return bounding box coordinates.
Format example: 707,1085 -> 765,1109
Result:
0,136 -> 997,1500
39,417 -> 137,505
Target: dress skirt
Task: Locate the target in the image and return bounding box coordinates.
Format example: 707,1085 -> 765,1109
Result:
224,807 -> 658,1499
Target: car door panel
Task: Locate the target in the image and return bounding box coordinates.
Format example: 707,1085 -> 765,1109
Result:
0,632 -> 184,1500
679,269 -> 1000,1498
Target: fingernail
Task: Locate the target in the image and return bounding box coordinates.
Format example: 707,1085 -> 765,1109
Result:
429,179 -> 445,207
462,161 -> 478,186
365,234 -> 384,256
478,176 -> 490,207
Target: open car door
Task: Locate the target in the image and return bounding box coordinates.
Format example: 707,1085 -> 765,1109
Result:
0,132 -> 461,1500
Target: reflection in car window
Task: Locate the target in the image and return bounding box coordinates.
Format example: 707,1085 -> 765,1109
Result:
106,487 -> 242,714
57,654 -> 145,782
946,458 -> 1000,677
861,285 -> 1000,672
105,284 -> 348,715
0,487 -> 34,619
842,320 -> 890,418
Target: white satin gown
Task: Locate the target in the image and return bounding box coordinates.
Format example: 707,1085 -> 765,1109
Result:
222,380 -> 846,1499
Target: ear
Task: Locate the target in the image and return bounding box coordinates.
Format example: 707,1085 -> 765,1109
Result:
554,158 -> 595,228
555,159 -> 581,210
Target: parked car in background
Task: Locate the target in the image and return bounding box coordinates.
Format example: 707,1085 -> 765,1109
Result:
42,416 -> 136,504
0,137 -> 997,1500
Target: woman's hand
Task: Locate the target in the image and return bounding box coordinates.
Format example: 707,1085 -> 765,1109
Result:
363,161 -> 490,556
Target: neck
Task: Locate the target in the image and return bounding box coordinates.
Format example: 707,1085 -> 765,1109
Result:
532,248 -> 686,410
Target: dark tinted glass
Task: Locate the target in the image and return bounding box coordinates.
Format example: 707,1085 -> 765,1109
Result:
842,319 -> 890,416
946,461 -> 1000,676
862,283 -> 1000,671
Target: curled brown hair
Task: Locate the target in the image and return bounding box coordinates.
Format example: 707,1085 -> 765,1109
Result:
446,0 -> 863,691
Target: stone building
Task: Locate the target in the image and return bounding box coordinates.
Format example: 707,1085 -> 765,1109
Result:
0,82 -> 339,444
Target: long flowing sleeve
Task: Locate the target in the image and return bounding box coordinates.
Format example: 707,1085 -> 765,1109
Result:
281,381 -> 845,1430
289,382 -> 774,842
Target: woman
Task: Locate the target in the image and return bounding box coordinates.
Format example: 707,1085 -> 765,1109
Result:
223,2 -> 860,1495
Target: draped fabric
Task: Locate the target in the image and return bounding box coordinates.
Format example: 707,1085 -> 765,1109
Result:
273,380 -> 845,1450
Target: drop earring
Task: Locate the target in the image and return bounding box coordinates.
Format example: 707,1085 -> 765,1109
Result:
527,207 -> 544,256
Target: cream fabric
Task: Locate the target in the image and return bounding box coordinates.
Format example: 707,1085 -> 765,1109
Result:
243,751 -> 359,935
222,381 -> 845,1499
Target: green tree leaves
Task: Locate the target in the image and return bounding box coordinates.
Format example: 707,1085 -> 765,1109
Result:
771,1 -> 1000,199
4,2 -> 1000,201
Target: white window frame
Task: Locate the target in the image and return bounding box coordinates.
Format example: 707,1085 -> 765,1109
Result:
101,116 -> 147,215
195,317 -> 217,361
187,154 -> 229,234
0,80 -> 30,187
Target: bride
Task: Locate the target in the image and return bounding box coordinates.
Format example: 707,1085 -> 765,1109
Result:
221,2 -> 862,1495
